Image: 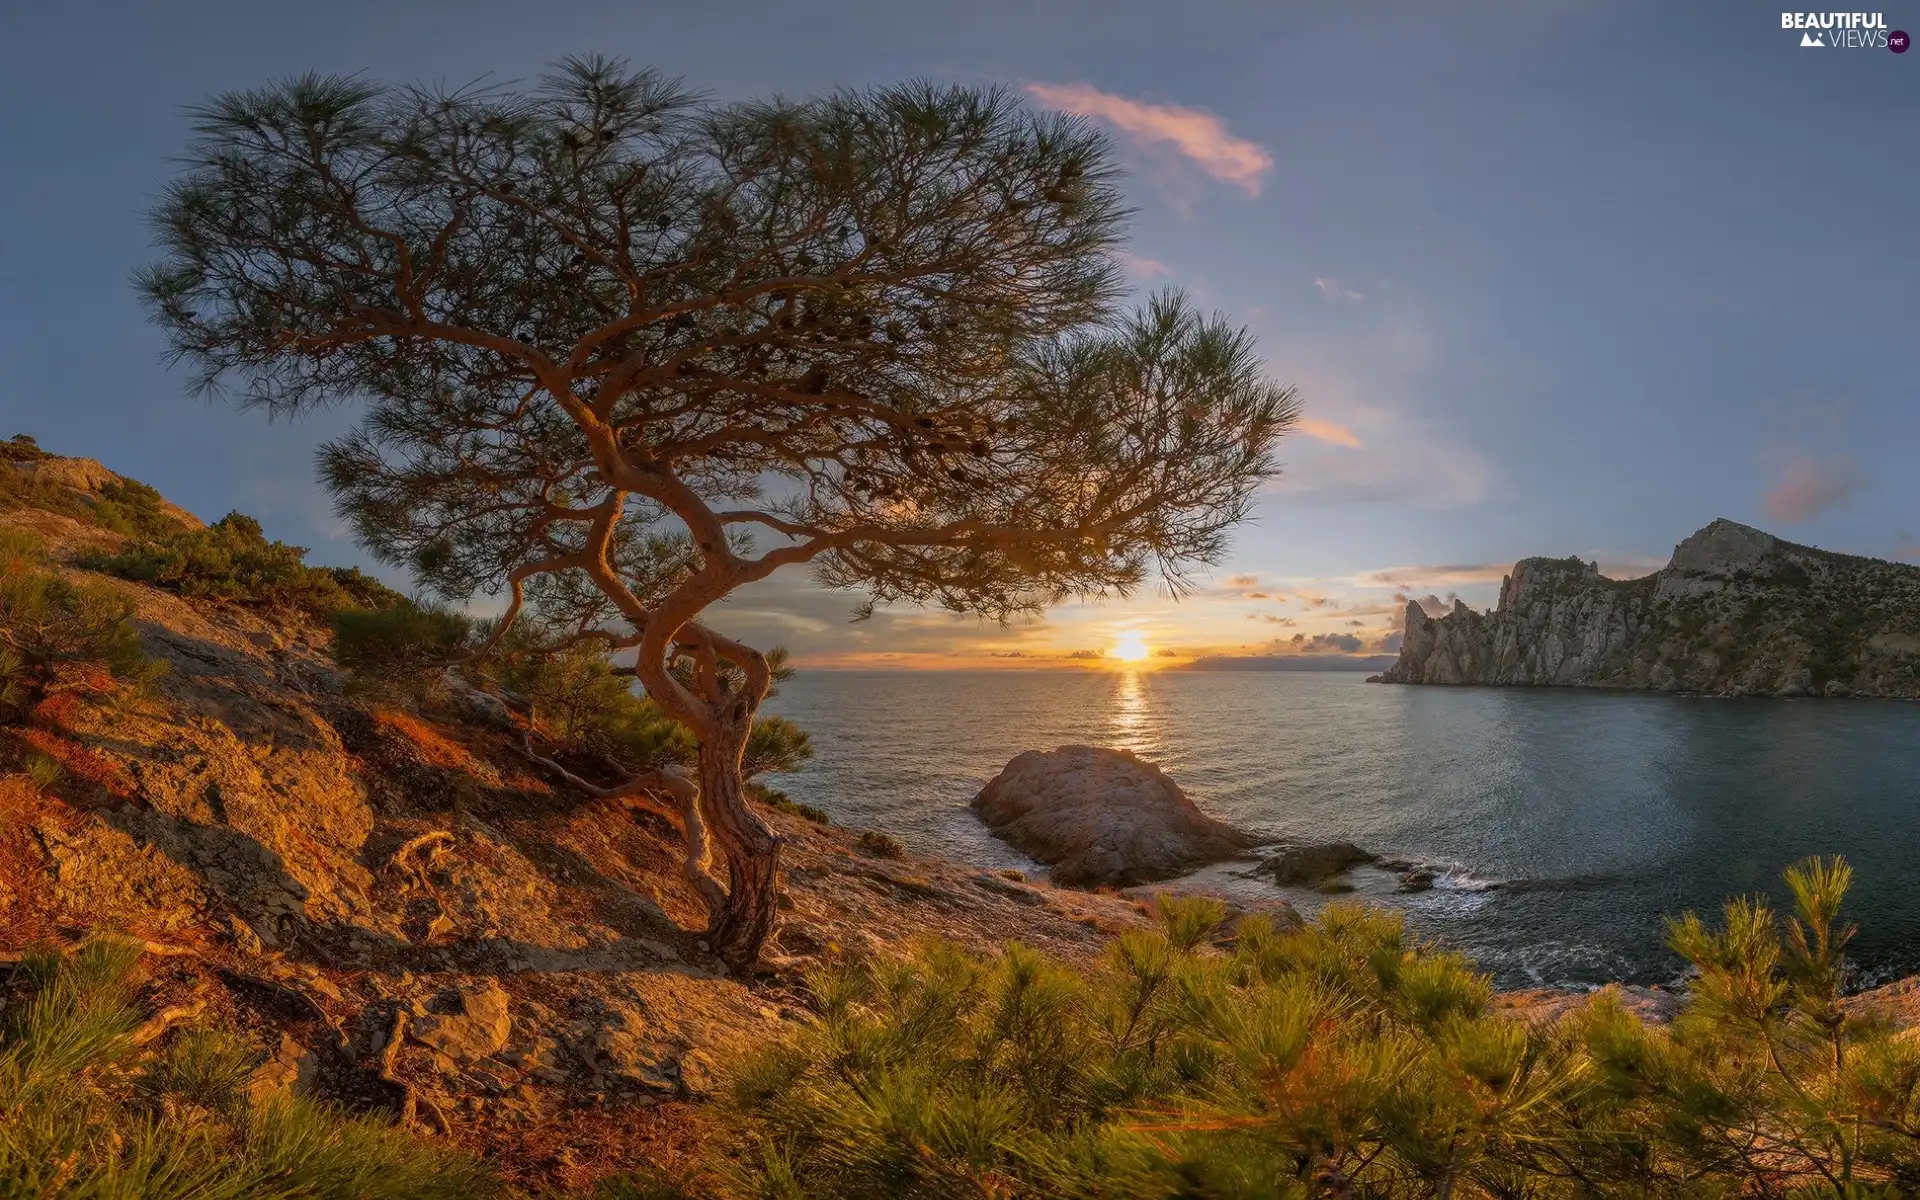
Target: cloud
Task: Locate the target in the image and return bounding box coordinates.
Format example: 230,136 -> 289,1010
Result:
1764,454 -> 1863,524
1294,417 -> 1363,448
1313,277 -> 1364,302
1290,632 -> 1364,653
1353,564 -> 1510,591
1897,532 -> 1920,562
1222,573 -> 1261,588
1122,252 -> 1173,278
1024,82 -> 1274,195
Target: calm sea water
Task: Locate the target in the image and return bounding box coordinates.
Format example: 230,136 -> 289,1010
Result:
763,670 -> 1920,989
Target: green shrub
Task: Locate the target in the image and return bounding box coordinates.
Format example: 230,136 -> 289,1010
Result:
751,782 -> 830,825
86,511 -> 367,618
743,714 -> 813,778
0,434 -> 47,464
22,751 -> 62,792
0,530 -> 164,722
322,565 -> 409,611
854,830 -> 904,859
331,599 -> 476,691
0,936 -> 499,1199
89,477 -> 183,539
135,1027 -> 258,1114
480,633 -> 811,782
0,437 -> 182,537
710,859 -> 1920,1198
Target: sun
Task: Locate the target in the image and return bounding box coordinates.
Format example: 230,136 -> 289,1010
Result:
1111,631 -> 1151,663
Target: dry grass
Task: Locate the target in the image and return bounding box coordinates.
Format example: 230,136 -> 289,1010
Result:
373,709 -> 493,776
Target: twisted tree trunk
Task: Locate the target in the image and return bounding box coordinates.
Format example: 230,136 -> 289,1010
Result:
697,732 -> 782,969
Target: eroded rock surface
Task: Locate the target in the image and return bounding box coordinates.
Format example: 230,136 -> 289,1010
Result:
972,746 -> 1255,887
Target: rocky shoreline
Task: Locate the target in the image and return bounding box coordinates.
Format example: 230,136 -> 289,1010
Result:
11,452 -> 1920,1188
1372,518 -> 1920,697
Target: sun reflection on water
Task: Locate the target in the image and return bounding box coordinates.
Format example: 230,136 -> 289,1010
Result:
1107,670 -> 1160,758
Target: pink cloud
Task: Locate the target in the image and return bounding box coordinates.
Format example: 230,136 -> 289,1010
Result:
1294,417 -> 1362,448
1313,277 -> 1364,301
1024,82 -> 1274,195
1764,454 -> 1863,524
1896,532 -> 1919,562
1122,252 -> 1173,278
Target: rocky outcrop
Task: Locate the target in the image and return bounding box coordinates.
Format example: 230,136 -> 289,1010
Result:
972,746 -> 1256,886
1373,519 -> 1920,697
1257,842 -> 1376,887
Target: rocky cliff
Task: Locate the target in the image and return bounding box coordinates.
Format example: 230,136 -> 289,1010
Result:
1373,519 -> 1920,697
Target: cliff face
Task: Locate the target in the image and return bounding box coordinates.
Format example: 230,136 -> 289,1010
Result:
1374,519 -> 1920,697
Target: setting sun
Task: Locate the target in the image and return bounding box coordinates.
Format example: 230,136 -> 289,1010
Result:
1111,631 -> 1151,662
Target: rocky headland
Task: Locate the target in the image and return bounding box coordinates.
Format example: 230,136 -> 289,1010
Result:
1372,518 -> 1920,697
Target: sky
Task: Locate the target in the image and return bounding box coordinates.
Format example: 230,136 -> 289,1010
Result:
2,1 -> 1915,668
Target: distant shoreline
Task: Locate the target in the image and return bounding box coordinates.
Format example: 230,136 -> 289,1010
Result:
1174,655 -> 1396,673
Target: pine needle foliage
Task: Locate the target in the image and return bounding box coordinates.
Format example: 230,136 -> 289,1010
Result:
85,511 -> 404,619
0,530 -> 164,723
0,936 -> 499,1199
704,860 -> 1920,1198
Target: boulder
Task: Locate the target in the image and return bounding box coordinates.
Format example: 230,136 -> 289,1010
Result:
1261,841 -> 1376,886
971,746 -> 1255,887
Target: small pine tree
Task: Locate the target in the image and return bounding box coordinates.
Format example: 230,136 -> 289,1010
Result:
0,531 -> 163,723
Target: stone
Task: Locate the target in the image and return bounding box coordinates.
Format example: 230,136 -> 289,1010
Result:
970,872 -> 1047,906
409,980 -> 511,1063
971,746 -> 1256,887
1261,842 -> 1376,886
677,1048 -> 720,1099
246,1033 -> 318,1103
1397,870 -> 1436,893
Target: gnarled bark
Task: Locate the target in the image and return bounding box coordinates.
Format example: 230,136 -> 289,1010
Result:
695,735 -> 782,970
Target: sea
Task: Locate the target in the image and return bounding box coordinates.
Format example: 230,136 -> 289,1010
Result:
762,669 -> 1920,990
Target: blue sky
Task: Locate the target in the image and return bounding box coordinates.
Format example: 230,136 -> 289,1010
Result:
2,1 -> 1915,665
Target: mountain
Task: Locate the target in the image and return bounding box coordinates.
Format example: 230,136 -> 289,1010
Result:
1372,519 -> 1920,697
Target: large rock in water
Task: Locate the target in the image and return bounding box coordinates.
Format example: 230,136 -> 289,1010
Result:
1370,519 -> 1920,697
971,746 -> 1255,887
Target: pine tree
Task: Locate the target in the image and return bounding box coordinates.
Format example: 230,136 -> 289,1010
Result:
136,58 -> 1297,968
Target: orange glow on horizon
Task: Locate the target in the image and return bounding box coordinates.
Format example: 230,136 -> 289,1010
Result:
1111,631 -> 1151,662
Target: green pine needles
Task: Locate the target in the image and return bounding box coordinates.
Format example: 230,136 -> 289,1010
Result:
689,857 -> 1920,1198
0,937 -> 496,1200
85,511 -> 405,620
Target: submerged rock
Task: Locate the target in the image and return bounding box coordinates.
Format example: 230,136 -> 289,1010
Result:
971,746 -> 1256,887
1259,841 -> 1376,886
